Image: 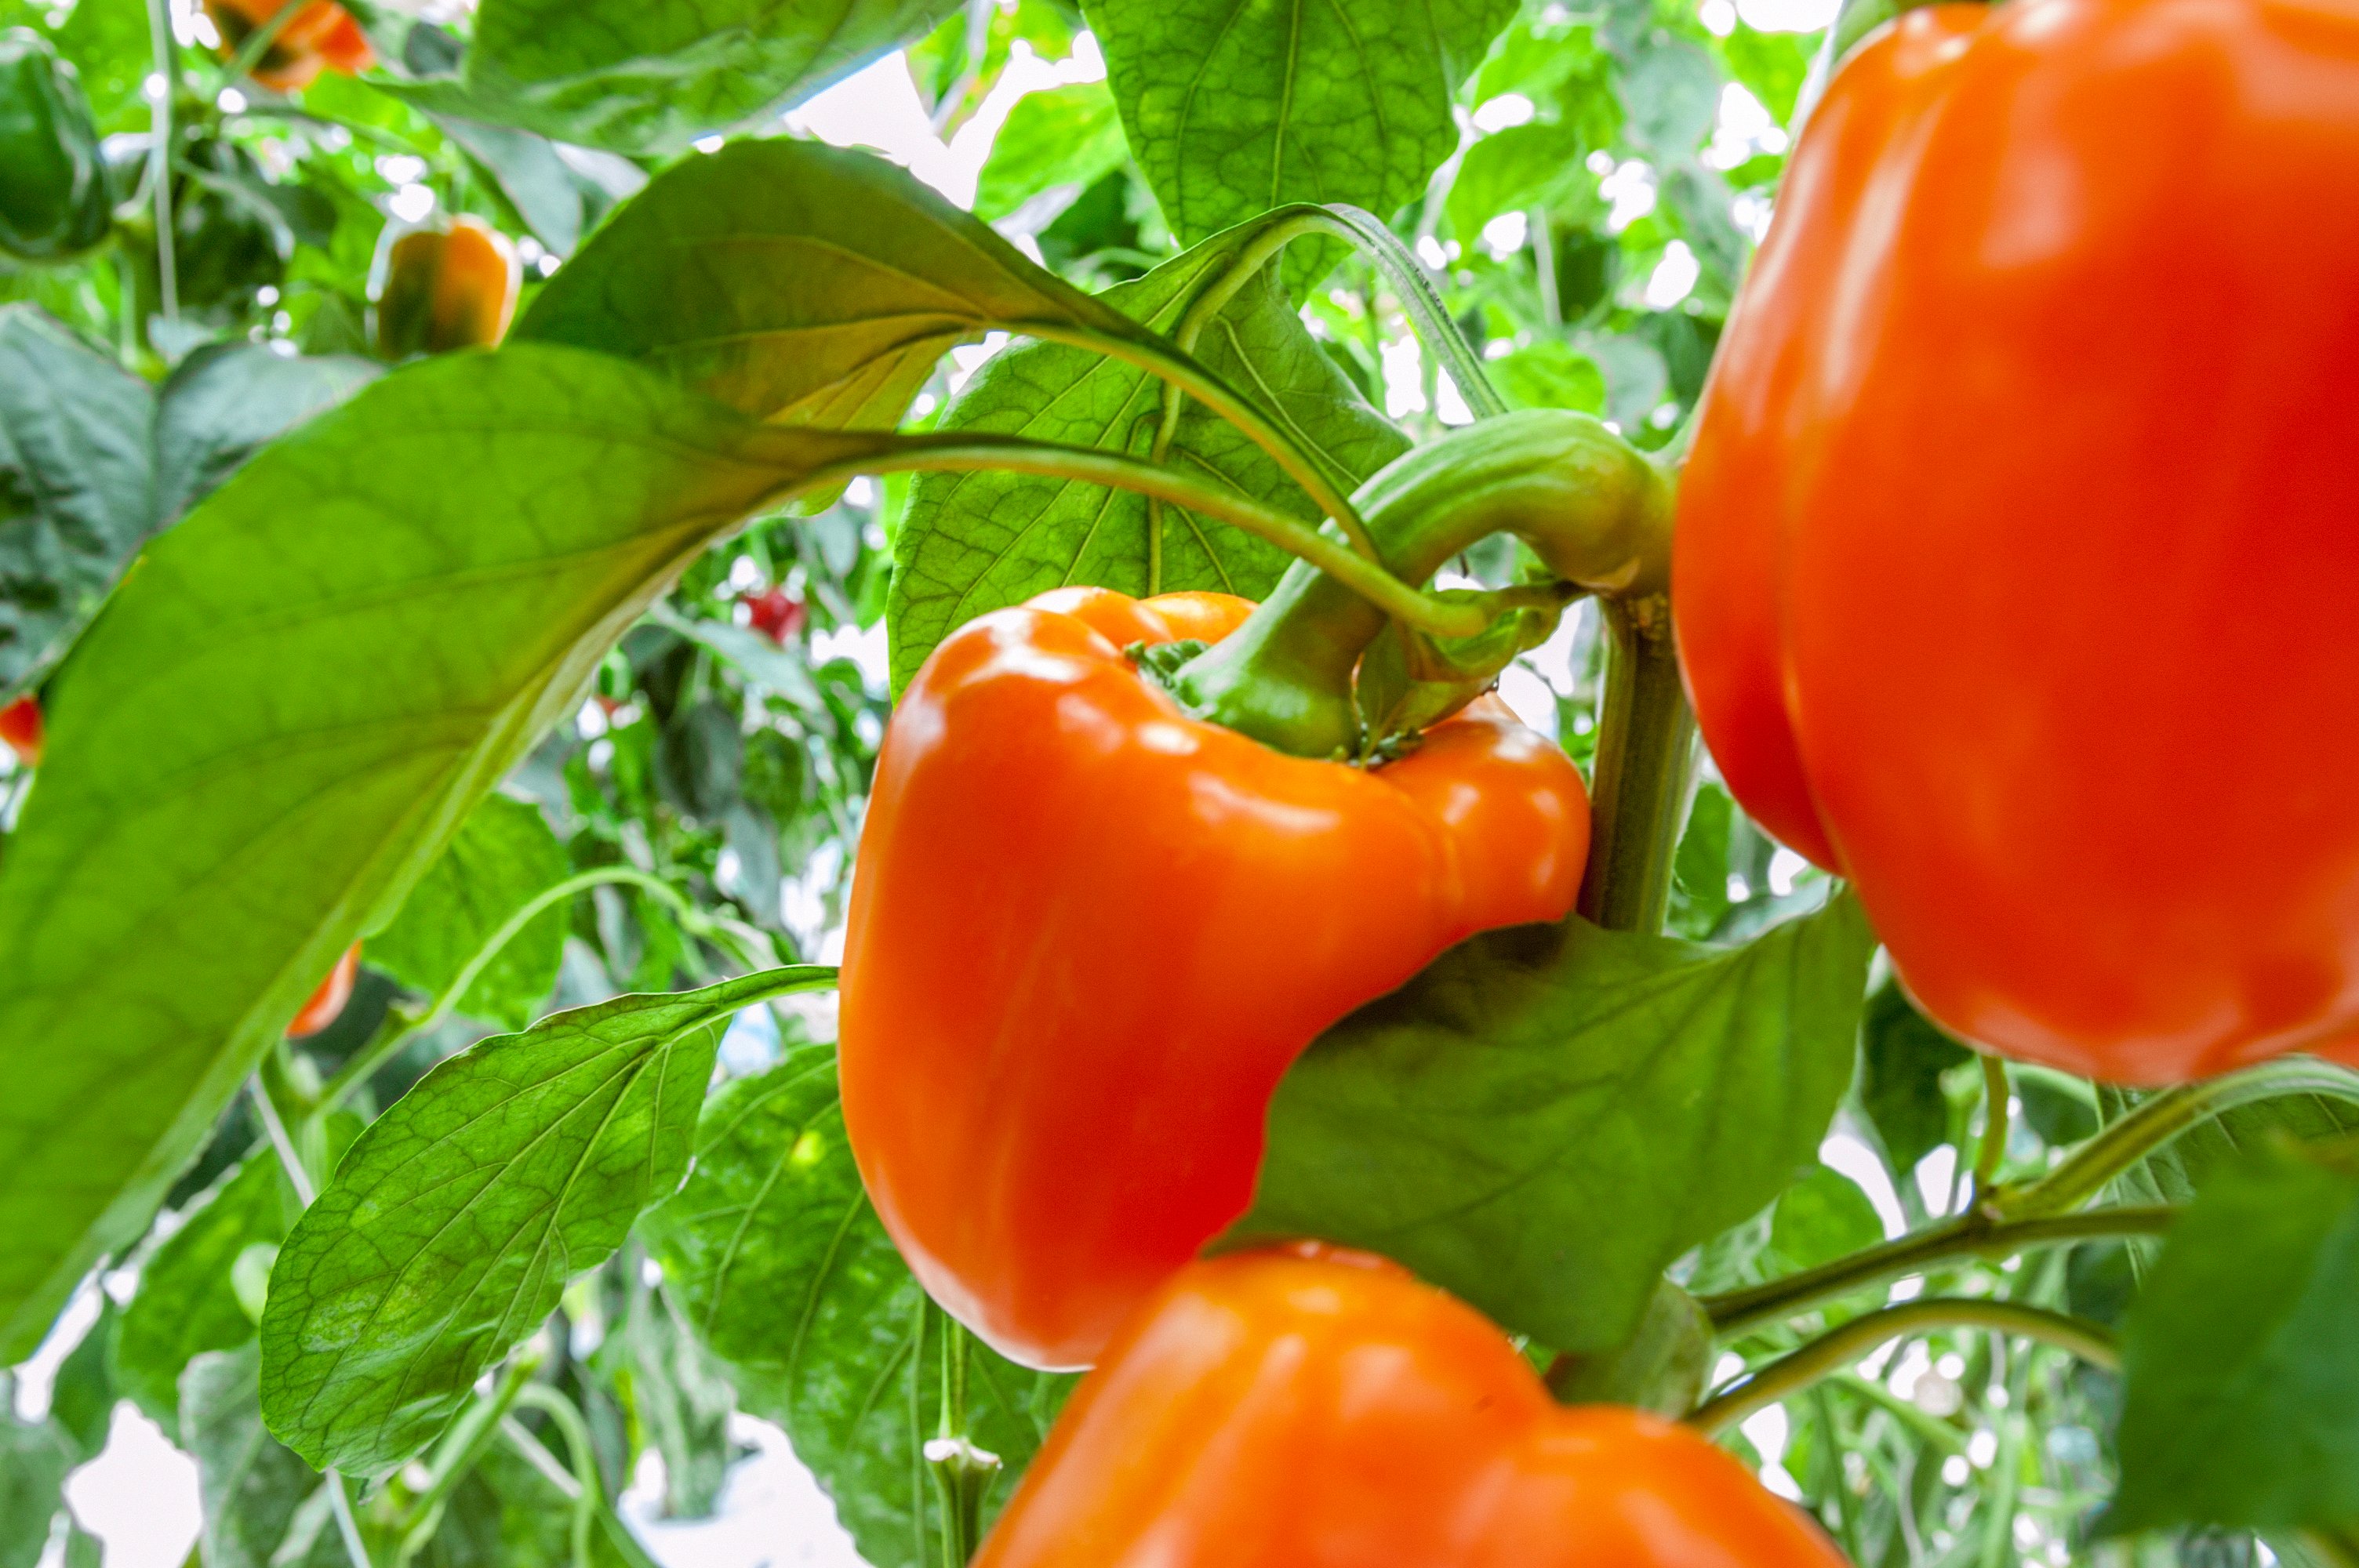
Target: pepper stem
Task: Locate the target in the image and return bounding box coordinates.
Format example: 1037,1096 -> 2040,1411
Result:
1575,597 -> 1696,935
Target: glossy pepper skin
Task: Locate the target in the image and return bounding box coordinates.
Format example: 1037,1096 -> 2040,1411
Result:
1674,0 -> 2359,1083
202,0 -> 373,93
839,588 -> 1588,1369
973,1245 -> 1850,1568
0,29 -> 111,263
375,216 -> 520,358
287,943 -> 359,1038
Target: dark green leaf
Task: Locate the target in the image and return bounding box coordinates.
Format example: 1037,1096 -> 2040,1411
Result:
2111,1139 -> 2359,1534
394,0 -> 961,154
515,138 -> 1138,428
1859,979 -> 1969,1176
367,793 -> 571,1033
642,1045 -> 1072,1568
887,211 -> 1408,688
49,1297 -> 117,1462
0,1414 -> 72,1568
0,345 -> 946,1359
1085,0 -> 1516,249
184,1342 -> 320,1568
655,701 -> 743,822
118,1151 -> 298,1427
1227,894 -> 1876,1351
975,82 -> 1129,223
260,968 -> 830,1475
0,304 -> 155,687
1667,779 -> 1736,940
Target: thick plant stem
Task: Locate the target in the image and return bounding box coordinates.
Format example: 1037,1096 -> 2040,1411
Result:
1575,598 -> 1695,935
1703,1206 -> 2179,1339
1685,1299 -> 2117,1436
1973,1054 -> 2012,1196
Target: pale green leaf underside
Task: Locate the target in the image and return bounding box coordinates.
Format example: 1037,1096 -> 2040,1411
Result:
0,345 -> 935,1359
260,968 -> 831,1474
1229,893 -> 1876,1352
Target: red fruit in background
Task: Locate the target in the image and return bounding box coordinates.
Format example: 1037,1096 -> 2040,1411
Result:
743,587 -> 805,644
0,695 -> 41,767
288,944 -> 361,1038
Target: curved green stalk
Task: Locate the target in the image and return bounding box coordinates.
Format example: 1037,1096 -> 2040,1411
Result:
1703,1207 -> 2179,1339
1685,1299 -> 2117,1436
1973,1054 -> 2012,1196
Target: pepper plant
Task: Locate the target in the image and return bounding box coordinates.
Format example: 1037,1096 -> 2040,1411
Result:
2,0 -> 2357,1565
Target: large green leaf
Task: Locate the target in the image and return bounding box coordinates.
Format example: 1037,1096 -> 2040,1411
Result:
2111,1138 -> 2359,1534
185,1341 -> 321,1568
642,1044 -> 1072,1568
886,210 -> 1408,688
259,967 -> 831,1475
1084,0 -> 1515,246
117,1151 -> 301,1426
151,343 -> 382,529
1226,893 -> 1876,1352
394,0 -> 961,154
366,793 -> 572,1033
514,137 -> 1137,428
0,345 -> 982,1360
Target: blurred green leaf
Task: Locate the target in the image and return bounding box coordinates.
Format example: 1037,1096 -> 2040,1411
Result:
642,1044 -> 1073,1568
185,1342 -> 320,1568
48,1296 -> 116,1461
1859,979 -> 1969,1177
0,1412 -> 72,1568
975,81 -> 1129,223
260,968 -> 830,1475
1667,779 -> 1736,939
2111,1139 -> 2359,1534
1227,894 -> 1875,1352
152,343 -> 382,531
118,1151 -> 298,1428
1448,122 -> 1588,238
1770,1164 -> 1885,1272
367,793 -> 571,1033
1488,338 -> 1607,416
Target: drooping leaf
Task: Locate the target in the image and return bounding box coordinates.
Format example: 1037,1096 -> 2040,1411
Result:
118,1150 -> 300,1427
184,1342 -> 320,1568
0,304 -> 155,687
1226,893 -> 1876,1352
887,210 -> 1408,688
642,1044 -> 1073,1568
366,793 -> 572,1033
514,137 -> 1138,428
0,344 -> 971,1360
2110,1139 -> 2359,1534
1859,978 -> 1969,1178
1085,0 -> 1517,250
974,82 -> 1130,223
259,967 -> 831,1475
393,0 -> 962,155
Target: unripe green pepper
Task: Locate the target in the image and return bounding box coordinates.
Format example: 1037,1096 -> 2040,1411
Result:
0,28 -> 112,263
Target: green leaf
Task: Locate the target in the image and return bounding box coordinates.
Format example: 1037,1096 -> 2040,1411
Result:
974,82 -> 1130,223
1768,1165 -> 1886,1273
1446,122 -> 1588,238
367,793 -> 571,1033
151,343 -> 382,529
1226,893 -> 1876,1352
1859,980 -> 1969,1177
0,1414 -> 73,1568
1085,0 -> 1516,249
0,303 -> 154,687
0,343 -> 932,1360
259,967 -> 831,1475
591,1283 -> 737,1519
184,1342 -> 320,1568
2110,1139 -> 2359,1534
48,1296 -> 118,1462
1487,338 -> 1608,416
642,1045 -> 1073,1568
514,138 -> 1139,429
118,1150 -> 300,1428
393,0 -> 961,154
1667,779 -> 1736,940
887,211 -> 1408,689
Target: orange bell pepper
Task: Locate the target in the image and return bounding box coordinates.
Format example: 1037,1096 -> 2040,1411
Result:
974,1244 -> 1850,1568
203,0 -> 373,93
839,586 -> 1589,1368
376,217 -> 522,360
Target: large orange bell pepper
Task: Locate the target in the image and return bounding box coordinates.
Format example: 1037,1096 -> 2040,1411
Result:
839,586 -> 1589,1368
1675,0 -> 2359,1083
204,0 -> 373,93
376,217 -> 522,359
973,1244 -> 1850,1568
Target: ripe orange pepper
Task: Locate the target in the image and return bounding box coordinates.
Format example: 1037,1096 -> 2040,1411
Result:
1674,0 -> 2359,1083
376,217 -> 522,360
839,587 -> 1589,1368
973,1244 -> 1849,1568
202,0 -> 373,93
0,695 -> 40,767
287,943 -> 359,1038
